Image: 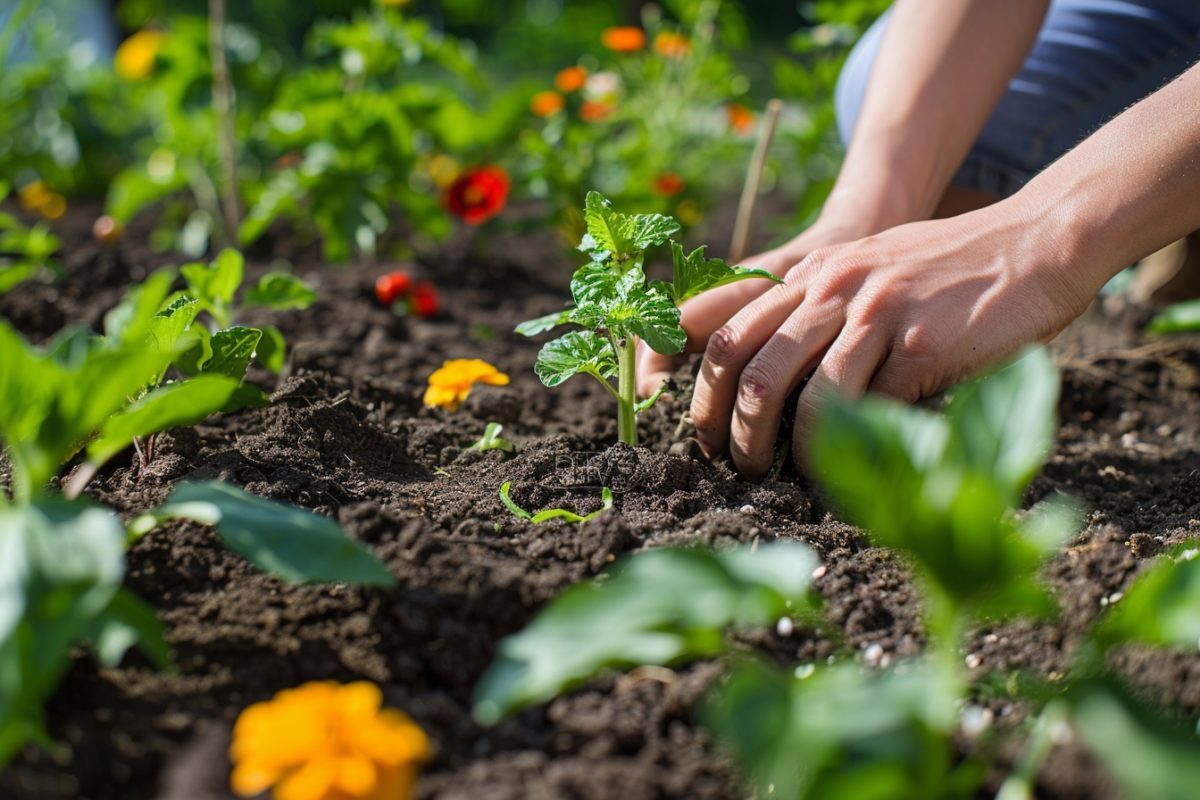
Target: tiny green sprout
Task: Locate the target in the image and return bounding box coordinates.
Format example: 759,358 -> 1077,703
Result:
515,191 -> 781,446
470,422 -> 515,453
499,481 -> 613,524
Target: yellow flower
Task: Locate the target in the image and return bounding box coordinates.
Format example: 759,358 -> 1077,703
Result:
115,29 -> 164,81
230,681 -> 430,800
424,359 -> 509,411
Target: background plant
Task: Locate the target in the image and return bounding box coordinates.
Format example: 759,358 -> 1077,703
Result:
473,349 -> 1200,799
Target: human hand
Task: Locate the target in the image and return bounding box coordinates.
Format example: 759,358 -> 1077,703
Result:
635,219 -> 875,398
679,198 -> 1091,478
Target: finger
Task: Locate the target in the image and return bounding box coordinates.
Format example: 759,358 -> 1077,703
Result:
791,322 -> 892,468
728,303 -> 845,479
691,275 -> 807,458
636,340 -> 676,398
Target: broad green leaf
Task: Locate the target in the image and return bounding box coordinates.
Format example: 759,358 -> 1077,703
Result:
203,326 -> 262,380
244,273 -> 317,311
207,249 -> 244,306
176,325 -> 213,376
514,309 -> 572,337
625,285 -> 685,356
256,324 -> 287,374
103,269 -> 177,347
223,383 -> 272,413
702,660 -> 964,800
809,351 -> 1069,616
670,242 -> 782,304
0,264 -> 36,294
579,191 -> 679,264
86,376 -> 239,469
148,482 -> 395,587
944,348 -> 1059,500
1095,547 -> 1200,649
147,297 -> 201,354
1070,681 -> 1200,800
569,261 -> 622,317
0,500 -> 136,764
88,589 -> 169,669
534,330 -> 617,387
472,542 -> 817,724
1148,298 -> 1200,334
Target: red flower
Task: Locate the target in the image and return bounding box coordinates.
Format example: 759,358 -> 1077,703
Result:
375,270 -> 411,306
409,282 -> 440,318
444,165 -> 509,225
652,172 -> 685,197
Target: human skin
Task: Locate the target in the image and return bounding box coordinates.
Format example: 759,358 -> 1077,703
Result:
636,0 -> 1200,478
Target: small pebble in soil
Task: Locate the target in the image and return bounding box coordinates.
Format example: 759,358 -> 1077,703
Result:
811,564 -> 827,580
739,504 -> 755,515
984,633 -> 999,644
959,705 -> 993,738
965,653 -> 982,670
863,643 -> 884,668
1100,591 -> 1123,606
794,664 -> 815,679
775,617 -> 794,637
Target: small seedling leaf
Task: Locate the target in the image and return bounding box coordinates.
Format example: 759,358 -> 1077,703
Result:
244,272 -> 317,310
203,326 -> 262,381
1147,298 -> 1200,334
535,330 -> 618,387
256,324 -> 287,374
670,242 -> 782,304
515,309 -> 573,337
470,422 -> 515,453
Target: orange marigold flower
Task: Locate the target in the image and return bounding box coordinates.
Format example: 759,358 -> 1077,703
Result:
229,681 -> 430,800
115,29 -> 164,81
424,359 -> 509,411
601,26 -> 645,53
652,172 -> 685,197
530,90 -> 565,118
579,100 -> 614,123
653,32 -> 691,59
443,165 -> 509,225
554,66 -> 588,93
727,102 -> 754,134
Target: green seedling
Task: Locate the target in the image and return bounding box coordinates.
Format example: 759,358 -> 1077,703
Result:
473,348 -> 1200,800
516,191 -> 780,445
469,422 -> 515,453
0,182 -> 61,293
499,481 -> 613,524
1147,298 -> 1200,334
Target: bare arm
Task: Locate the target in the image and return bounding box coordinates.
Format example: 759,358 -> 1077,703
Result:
637,0 -> 1049,395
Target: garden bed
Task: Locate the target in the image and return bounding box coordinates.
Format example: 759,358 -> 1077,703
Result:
3,204 -> 1200,800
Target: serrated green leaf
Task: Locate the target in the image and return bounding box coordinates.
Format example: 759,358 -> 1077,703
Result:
579,191 -> 680,264
670,242 -> 782,304
581,191 -> 624,258
244,273 -> 316,311
534,330 -> 617,387
86,376 -> 239,469
203,326 -> 262,381
626,213 -> 680,251
472,542 -> 817,724
103,269 -> 177,347
515,309 -> 573,337
625,285 -> 685,356
148,481 -> 395,587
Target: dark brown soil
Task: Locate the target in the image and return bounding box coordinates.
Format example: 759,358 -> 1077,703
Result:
2,204 -> 1199,800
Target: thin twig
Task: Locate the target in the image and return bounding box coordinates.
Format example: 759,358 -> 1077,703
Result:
208,0 -> 240,246
728,98 -> 783,264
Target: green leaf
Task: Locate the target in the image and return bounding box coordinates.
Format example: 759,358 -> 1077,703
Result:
1095,547 -> 1200,649
702,660 -> 963,800
175,325 -> 213,376
103,269 -> 177,347
625,285 -> 685,356
88,589 -> 170,670
1070,681 -> 1200,800
499,483 -> 612,524
944,348 -> 1060,501
498,481 -> 532,520
223,383 -> 272,413
669,242 -> 782,304
203,326 -> 262,381
514,309 -> 572,337
472,542 -> 817,724
1148,298 -> 1200,334
579,191 -> 679,264
256,324 -> 287,374
535,331 -> 618,387
0,500 -> 130,764
86,376 -> 239,469
147,297 -> 202,355
244,273 -> 316,311
809,351 -> 1069,616
0,264 -> 37,294
148,482 -> 395,587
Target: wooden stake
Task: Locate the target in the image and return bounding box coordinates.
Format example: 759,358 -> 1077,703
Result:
209,0 -> 240,247
728,99 -> 783,264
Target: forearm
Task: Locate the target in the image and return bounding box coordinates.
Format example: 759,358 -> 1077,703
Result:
1019,59 -> 1200,298
824,0 -> 1048,229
